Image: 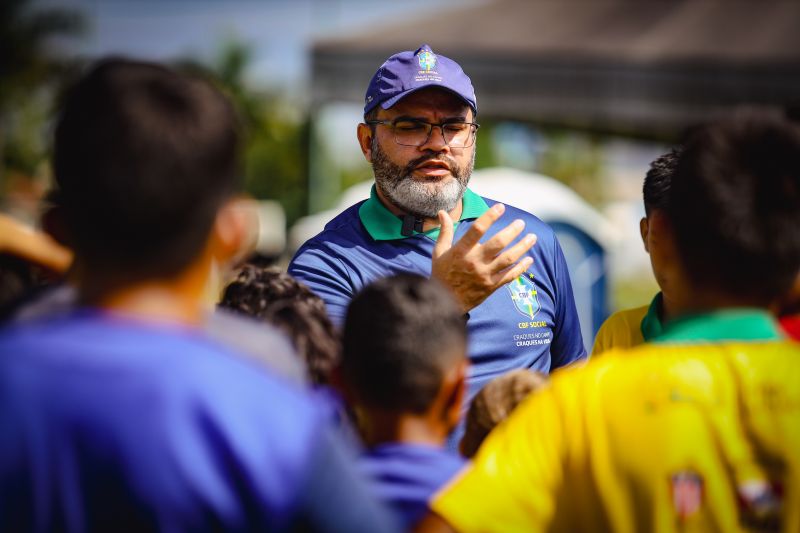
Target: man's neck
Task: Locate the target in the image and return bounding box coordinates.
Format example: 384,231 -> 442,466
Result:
374,185 -> 463,233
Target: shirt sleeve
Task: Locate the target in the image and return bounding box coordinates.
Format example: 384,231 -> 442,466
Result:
288,243 -> 355,327
207,309 -> 307,384
549,233 -> 587,367
591,307 -> 648,357
430,383 -> 568,532
591,316 -> 614,357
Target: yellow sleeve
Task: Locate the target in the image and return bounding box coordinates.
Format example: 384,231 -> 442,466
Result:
591,307 -> 647,357
431,382 -> 568,532
591,316 -> 615,356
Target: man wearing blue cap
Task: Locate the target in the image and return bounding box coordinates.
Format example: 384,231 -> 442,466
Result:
290,45 -> 586,445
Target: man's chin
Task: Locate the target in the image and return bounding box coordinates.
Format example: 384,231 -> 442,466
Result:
391,190 -> 462,218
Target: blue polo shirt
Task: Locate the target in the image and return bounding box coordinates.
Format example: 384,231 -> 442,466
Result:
0,311 -> 398,532
289,187 -> 586,441
359,443 -> 466,529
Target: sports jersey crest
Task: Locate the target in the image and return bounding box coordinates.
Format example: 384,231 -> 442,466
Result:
671,471 -> 703,520
507,273 -> 541,320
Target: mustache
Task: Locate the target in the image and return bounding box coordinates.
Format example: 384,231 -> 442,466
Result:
404,152 -> 459,175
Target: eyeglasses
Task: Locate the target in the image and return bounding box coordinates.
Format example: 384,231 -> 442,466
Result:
366,119 -> 480,148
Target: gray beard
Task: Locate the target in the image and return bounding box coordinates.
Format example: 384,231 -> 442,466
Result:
371,138 -> 475,218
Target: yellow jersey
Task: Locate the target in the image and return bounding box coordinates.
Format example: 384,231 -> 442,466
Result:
432,310 -> 800,532
591,293 -> 664,357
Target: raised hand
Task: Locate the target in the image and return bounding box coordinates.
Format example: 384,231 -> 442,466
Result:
432,203 -> 537,312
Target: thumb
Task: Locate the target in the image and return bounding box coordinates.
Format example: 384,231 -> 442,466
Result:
433,210 -> 455,259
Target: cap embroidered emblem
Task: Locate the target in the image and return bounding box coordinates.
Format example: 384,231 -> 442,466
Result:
418,49 -> 437,72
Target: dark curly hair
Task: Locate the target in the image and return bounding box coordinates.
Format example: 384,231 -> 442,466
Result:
219,264 -> 339,385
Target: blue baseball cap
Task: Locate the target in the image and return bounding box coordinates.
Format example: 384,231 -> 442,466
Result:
364,44 -> 477,115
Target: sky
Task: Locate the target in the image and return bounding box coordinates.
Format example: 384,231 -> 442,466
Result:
37,0 -> 472,93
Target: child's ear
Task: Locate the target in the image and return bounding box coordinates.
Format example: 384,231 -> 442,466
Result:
211,198 -> 258,266
640,217 -> 650,253
329,364 -> 350,401
442,359 -> 468,431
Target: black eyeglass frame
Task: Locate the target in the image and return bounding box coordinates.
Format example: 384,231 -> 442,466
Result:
365,118 -> 481,148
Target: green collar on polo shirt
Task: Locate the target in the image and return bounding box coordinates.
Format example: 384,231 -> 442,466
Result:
358,185 -> 489,241
640,292 -> 665,342
654,309 -> 783,343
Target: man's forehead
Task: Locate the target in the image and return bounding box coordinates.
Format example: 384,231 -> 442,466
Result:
384,88 -> 471,117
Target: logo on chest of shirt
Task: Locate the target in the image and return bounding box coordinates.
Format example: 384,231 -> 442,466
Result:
671,471 -> 703,521
508,273 -> 550,346
507,273 -> 541,321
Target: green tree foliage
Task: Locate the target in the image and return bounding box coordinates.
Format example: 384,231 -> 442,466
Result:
0,0 -> 83,180
177,41 -> 309,225
534,127 -> 604,206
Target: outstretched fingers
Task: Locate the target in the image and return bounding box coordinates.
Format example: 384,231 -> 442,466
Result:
433,210 -> 456,259
453,203 -> 506,252
489,233 -> 537,272
493,255 -> 534,287
481,218 -> 526,259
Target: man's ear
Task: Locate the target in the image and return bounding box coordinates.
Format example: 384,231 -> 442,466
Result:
442,359 -> 468,432
357,122 -> 374,163
211,198 -> 256,266
640,217 -> 650,253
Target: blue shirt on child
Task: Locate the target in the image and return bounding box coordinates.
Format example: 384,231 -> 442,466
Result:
359,443 -> 466,528
0,311 -> 397,532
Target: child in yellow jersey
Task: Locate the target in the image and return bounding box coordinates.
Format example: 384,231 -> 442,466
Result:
418,109 -> 800,533
592,149 -> 681,355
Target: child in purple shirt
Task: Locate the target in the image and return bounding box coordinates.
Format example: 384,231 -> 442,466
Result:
342,274 -> 469,529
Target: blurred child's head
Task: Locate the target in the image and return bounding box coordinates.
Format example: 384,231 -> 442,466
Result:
342,274 -> 468,441
667,109 -> 800,305
460,369 -> 547,458
54,58 -> 241,287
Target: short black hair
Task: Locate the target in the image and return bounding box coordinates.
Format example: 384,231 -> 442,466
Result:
218,264 -> 339,386
342,274 -> 467,414
643,147 -> 681,215
668,108 -> 800,302
53,58 -> 240,280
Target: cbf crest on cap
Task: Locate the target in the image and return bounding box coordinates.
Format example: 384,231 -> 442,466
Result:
364,44 -> 477,115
